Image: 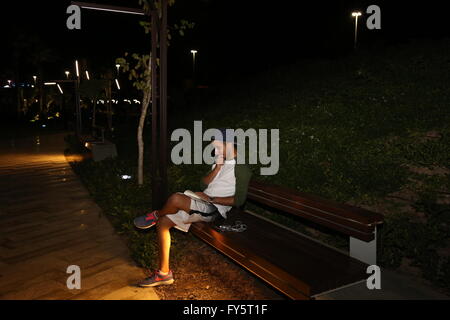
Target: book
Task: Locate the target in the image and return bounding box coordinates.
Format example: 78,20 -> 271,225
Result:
183,190 -> 214,204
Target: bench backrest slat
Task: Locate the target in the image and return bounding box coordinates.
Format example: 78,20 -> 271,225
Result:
247,180 -> 384,241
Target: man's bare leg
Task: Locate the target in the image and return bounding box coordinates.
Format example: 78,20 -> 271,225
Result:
156,216 -> 176,273
156,193 -> 192,217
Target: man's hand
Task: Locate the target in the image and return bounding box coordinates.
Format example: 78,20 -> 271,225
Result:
194,192 -> 212,202
201,160 -> 223,186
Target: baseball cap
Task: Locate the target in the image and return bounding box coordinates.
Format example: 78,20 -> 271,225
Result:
211,128 -> 236,144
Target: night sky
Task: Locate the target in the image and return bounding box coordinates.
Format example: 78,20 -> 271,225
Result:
1,0 -> 449,87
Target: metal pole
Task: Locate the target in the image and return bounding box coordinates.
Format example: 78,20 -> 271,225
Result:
75,78 -> 82,138
354,16 -> 359,49
151,7 -> 161,208
159,0 -> 168,204
192,52 -> 196,80
107,78 -> 113,133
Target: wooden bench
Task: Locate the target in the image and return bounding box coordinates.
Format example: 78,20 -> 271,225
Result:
190,179 -> 384,300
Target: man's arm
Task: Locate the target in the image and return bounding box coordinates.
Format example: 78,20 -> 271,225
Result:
201,164 -> 221,186
210,196 -> 235,206
200,161 -> 223,189
207,164 -> 252,207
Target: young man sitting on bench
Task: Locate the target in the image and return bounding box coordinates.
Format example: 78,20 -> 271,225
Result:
133,128 -> 252,287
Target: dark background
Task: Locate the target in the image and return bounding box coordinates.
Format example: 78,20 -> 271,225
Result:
1,0 -> 449,86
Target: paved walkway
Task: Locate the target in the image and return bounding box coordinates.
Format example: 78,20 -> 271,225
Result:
0,132 -> 159,300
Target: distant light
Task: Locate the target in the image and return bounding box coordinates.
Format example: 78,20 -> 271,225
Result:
85,70 -> 90,80
65,71 -> 70,79
3,85 -> 10,88
115,79 -> 120,90
42,124 -> 46,128
31,85 -> 35,88
352,11 -> 362,17
116,64 -> 121,73
121,175 -> 132,180
7,80 -> 12,86
44,82 -> 57,86
57,84 -> 64,94
75,60 -> 80,78
33,76 -> 37,83
85,142 -> 89,148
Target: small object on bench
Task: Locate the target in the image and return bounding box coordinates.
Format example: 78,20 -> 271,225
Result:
216,220 -> 247,232
191,179 -> 384,300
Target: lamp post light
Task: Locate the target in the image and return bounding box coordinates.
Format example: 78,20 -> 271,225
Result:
65,71 -> 70,79
33,76 -> 37,84
190,49 -> 197,81
352,11 -> 362,49
115,64 -> 121,74
75,60 -> 80,78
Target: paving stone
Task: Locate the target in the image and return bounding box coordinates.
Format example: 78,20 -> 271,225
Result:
0,133 -> 159,300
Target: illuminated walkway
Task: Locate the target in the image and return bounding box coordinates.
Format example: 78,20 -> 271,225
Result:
0,132 -> 158,300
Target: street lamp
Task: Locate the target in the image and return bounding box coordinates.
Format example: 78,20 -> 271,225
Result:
190,49 -> 197,80
33,76 -> 37,84
65,71 -> 70,79
115,64 -> 121,74
352,11 -> 362,49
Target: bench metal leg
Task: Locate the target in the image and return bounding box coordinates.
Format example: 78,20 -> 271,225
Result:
350,226 -> 377,265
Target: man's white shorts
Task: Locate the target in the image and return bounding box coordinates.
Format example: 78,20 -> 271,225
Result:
165,191 -> 220,233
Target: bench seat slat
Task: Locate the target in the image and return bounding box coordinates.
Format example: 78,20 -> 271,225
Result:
191,209 -> 369,298
191,221 -> 311,299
